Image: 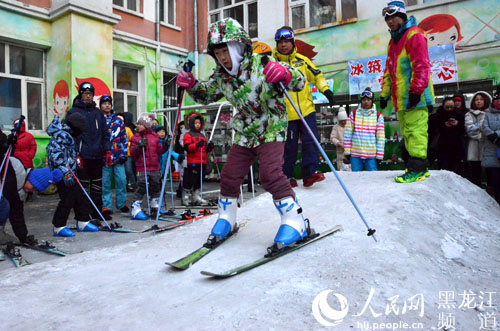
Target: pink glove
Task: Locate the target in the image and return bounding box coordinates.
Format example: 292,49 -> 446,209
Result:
105,151 -> 112,167
176,70 -> 196,90
263,62 -> 291,85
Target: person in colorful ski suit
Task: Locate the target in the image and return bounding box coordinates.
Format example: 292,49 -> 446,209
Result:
100,96 -> 129,217
46,113 -> 100,237
344,88 -> 385,171
273,26 -> 334,188
176,18 -> 310,250
379,0 -> 435,183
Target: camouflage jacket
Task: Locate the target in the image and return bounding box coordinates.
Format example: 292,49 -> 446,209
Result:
188,53 -> 305,148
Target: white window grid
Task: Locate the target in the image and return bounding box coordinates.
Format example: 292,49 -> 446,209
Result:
406,0 -> 457,8
113,0 -> 140,13
161,0 -> 176,26
289,0 -> 355,29
113,64 -> 141,119
0,42 -> 45,134
208,0 -> 257,38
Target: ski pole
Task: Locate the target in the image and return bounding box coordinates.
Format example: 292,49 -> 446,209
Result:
68,169 -> 112,232
154,60 -> 194,227
200,146 -> 203,202
278,81 -> 377,242
168,158 -> 174,207
0,116 -> 25,199
249,165 -> 255,199
143,148 -> 151,219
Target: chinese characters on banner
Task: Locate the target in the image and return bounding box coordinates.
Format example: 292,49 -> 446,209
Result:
347,43 -> 458,95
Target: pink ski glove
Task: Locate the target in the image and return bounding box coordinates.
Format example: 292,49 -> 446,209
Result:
263,62 -> 292,85
176,70 -> 196,90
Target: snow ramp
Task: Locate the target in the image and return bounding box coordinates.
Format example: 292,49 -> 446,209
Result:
0,170 -> 498,330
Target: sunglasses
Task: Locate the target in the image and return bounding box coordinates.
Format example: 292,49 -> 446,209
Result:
274,29 -> 294,41
361,90 -> 374,99
382,6 -> 401,17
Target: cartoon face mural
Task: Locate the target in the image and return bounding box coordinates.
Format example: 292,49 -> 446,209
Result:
53,80 -> 69,119
75,77 -> 111,106
418,14 -> 464,47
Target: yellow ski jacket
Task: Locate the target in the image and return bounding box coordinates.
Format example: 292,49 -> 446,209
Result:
273,47 -> 329,121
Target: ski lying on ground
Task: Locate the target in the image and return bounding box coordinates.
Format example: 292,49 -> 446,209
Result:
2,243 -> 30,267
166,225 -> 241,270
70,221 -> 140,233
15,236 -> 67,256
200,225 -> 342,278
143,212 -> 215,234
172,204 -> 217,209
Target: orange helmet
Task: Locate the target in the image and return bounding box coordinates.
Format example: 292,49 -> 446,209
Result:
252,42 -> 272,55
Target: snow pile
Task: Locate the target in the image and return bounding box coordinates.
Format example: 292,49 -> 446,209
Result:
0,170 -> 499,330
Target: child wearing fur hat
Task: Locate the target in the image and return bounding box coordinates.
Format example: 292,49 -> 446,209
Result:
129,115 -> 168,219
46,113 -> 99,237
182,112 -> 214,205
330,107 -> 349,171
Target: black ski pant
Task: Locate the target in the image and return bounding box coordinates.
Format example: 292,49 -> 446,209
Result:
2,163 -> 28,242
183,163 -> 203,191
78,159 -> 103,219
52,181 -> 91,227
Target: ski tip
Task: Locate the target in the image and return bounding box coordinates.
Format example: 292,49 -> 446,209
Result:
200,270 -> 234,278
165,262 -> 190,270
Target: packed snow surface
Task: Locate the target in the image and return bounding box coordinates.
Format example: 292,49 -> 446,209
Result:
1,171 -> 499,330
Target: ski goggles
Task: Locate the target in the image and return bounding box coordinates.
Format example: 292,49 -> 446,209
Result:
274,29 -> 295,41
361,90 -> 374,99
80,82 -> 93,90
382,5 -> 406,17
101,95 -> 112,103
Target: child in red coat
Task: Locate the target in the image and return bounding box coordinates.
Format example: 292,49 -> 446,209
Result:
129,115 -> 167,219
182,113 -> 213,205
12,118 -> 37,201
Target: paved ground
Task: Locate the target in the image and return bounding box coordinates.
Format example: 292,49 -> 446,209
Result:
0,180 -> 261,271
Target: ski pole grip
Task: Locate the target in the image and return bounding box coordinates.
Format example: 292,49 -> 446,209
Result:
260,56 -> 283,97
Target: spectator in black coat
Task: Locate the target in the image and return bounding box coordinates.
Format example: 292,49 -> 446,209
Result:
434,97 -> 466,175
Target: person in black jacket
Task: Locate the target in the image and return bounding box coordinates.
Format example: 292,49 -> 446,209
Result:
434,96 -> 466,175
66,82 -> 112,220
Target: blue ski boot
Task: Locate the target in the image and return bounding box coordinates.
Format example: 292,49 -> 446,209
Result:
151,197 -> 167,215
206,196 -> 238,246
131,200 -> 148,220
53,226 -> 75,237
272,196 -> 310,249
76,221 -> 99,232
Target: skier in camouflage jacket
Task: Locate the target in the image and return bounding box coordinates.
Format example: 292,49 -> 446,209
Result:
176,18 -> 312,250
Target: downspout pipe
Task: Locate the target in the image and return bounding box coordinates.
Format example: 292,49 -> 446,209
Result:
156,0 -> 161,110
194,0 -> 199,77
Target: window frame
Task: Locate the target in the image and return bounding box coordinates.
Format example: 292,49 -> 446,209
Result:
160,0 -> 176,26
113,0 -> 142,15
0,41 -> 46,134
406,0 -> 458,8
289,0 -> 357,30
207,0 -> 258,39
113,63 -> 141,121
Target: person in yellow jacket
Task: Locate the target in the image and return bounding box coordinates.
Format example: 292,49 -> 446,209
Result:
273,26 -> 335,187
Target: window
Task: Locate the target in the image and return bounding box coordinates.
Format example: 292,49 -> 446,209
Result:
208,0 -> 258,38
407,0 -> 451,5
113,0 -> 138,12
163,72 -> 178,108
0,42 -> 45,132
114,64 -> 140,121
160,0 -> 176,25
289,0 -> 357,30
